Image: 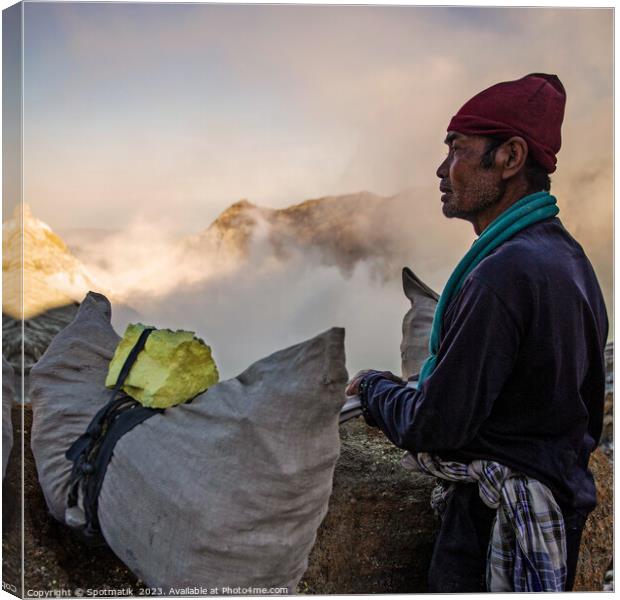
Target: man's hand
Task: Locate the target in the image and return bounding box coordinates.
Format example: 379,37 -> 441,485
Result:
345,370 -> 376,396
345,370 -> 405,396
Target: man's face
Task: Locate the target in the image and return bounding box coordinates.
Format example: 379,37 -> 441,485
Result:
436,132 -> 505,221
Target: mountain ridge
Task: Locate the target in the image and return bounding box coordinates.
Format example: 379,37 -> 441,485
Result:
180,190 -> 405,278
2,204 -> 106,320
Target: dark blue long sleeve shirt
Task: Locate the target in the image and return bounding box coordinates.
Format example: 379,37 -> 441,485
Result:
363,217 -> 608,515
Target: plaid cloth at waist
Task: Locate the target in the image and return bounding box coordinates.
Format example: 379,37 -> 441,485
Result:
401,452 -> 567,592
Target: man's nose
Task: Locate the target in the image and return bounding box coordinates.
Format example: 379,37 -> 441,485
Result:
436,156 -> 449,179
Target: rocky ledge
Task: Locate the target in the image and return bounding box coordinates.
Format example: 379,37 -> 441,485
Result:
302,418 -> 613,593
2,403 -> 613,594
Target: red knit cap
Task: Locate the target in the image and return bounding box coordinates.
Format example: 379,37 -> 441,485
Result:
447,73 -> 566,173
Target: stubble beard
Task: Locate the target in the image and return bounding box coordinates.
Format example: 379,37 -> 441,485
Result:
442,178 -> 506,220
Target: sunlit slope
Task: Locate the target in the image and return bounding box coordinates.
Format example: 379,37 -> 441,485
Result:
2,204 -> 105,319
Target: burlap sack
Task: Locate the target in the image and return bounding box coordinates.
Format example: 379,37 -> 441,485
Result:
400,267 -> 439,379
2,356 -> 15,479
30,292 -> 347,592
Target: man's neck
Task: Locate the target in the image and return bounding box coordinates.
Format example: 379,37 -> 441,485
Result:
471,184 -> 535,235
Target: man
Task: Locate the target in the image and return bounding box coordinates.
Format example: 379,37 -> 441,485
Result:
345,73 -> 608,592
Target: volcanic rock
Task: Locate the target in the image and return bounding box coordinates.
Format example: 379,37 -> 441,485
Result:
180,192 -> 409,280
2,204 -> 103,321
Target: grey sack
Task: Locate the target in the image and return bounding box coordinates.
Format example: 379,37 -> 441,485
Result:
30,291 -> 348,592
400,267 -> 439,379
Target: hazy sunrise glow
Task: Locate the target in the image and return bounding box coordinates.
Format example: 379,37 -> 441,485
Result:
5,3 -> 613,375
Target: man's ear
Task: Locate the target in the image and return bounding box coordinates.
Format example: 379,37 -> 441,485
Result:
495,136 -> 528,179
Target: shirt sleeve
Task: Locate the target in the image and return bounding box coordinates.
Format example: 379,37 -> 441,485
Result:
363,275 -> 521,453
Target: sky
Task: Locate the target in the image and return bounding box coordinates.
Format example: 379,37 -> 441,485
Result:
17,4 -> 613,228
2,2 -> 614,375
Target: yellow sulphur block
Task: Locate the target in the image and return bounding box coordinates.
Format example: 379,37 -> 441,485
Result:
105,323 -> 219,408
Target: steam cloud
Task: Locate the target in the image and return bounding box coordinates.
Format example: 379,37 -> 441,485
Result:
63,192 -> 473,380
63,176 -> 612,383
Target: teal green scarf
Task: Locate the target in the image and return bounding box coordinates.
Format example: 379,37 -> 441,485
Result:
418,190 -> 559,384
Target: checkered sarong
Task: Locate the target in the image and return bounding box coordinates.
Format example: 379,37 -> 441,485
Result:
401,452 -> 567,592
